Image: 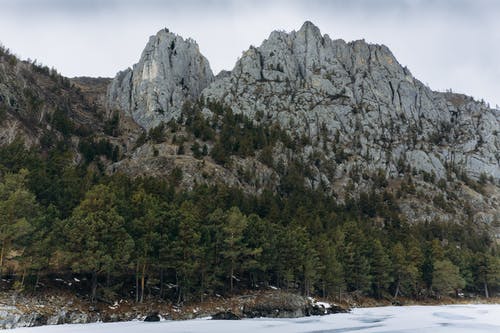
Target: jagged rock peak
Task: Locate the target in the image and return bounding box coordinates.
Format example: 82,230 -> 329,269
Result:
297,20 -> 322,36
202,21 -> 499,182
107,28 -> 214,129
220,20 -> 401,88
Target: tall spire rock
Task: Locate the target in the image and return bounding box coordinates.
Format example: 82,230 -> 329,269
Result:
107,28 -> 214,129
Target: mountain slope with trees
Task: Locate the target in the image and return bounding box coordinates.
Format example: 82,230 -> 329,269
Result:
0,22 -> 499,322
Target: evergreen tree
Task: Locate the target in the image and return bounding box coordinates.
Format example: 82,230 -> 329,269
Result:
289,224 -> 322,296
340,222 -> 371,294
432,259 -> 465,297
1,129 -> 499,304
391,242 -> 406,298
422,239 -> 443,289
273,225 -> 309,290
317,238 -> 345,298
18,204 -> 60,290
406,239 -> 425,296
390,242 -> 419,298
242,214 -> 270,287
64,184 -> 134,302
220,207 -> 259,293
170,202 -> 202,302
340,241 -> 371,293
0,169 -> 38,276
475,253 -> 500,298
130,189 -> 162,302
197,209 -> 223,299
370,239 -> 392,298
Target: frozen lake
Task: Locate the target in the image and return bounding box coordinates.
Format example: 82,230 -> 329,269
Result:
7,304 -> 500,333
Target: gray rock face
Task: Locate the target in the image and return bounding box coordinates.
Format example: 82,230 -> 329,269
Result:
0,304 -> 96,329
107,28 -> 214,129
202,21 -> 500,181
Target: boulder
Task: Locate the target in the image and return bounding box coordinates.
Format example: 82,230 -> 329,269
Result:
144,312 -> 161,322
242,292 -> 310,318
211,311 -> 241,320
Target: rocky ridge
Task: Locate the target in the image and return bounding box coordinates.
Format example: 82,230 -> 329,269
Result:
107,22 -> 499,184
201,21 -> 499,182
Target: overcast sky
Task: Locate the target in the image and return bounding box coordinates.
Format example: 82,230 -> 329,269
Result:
0,0 -> 498,106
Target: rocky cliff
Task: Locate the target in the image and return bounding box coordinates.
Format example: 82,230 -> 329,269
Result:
108,22 -> 499,182
202,21 -> 499,182
107,28 -> 214,129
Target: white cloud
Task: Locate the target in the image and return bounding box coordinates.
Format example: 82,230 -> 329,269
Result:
0,0 -> 498,106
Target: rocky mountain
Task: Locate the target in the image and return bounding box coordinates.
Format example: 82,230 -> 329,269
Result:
202,21 -> 499,182
107,28 -> 214,129
108,22 -> 499,182
105,22 -> 499,229
1,22 -> 498,228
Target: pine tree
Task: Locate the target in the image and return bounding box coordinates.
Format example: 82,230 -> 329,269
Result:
302,248 -> 321,297
422,239 -> 443,289
476,253 -> 500,298
18,204 -> 60,290
391,242 -> 406,298
0,169 -> 38,276
130,189 -> 162,302
370,239 -> 392,298
64,184 -> 134,302
406,239 -> 425,296
316,235 -> 345,298
273,225 -> 306,290
197,208 -> 226,298
290,225 -> 322,296
170,202 -> 202,303
340,222 -> 371,294
390,242 -> 419,298
391,242 -> 421,298
432,259 -> 465,297
242,214 -> 269,287
220,207 -> 256,293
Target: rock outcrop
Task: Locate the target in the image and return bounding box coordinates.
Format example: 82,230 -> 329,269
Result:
202,21 -> 499,182
241,292 -> 347,318
107,28 -> 214,129
0,298 -> 99,329
211,311 -> 241,320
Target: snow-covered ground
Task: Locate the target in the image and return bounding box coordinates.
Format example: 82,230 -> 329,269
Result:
7,304 -> 500,332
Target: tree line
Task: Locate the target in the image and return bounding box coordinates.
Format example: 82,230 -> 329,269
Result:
0,138 -> 499,304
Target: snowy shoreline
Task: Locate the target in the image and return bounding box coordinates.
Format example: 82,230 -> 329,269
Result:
5,304 -> 500,333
